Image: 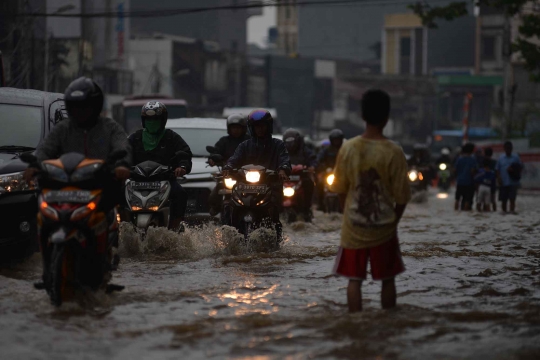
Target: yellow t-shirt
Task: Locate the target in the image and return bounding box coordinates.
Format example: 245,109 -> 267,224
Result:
331,136 -> 411,249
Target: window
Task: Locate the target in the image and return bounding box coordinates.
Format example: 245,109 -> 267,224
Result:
400,37 -> 411,74
482,36 -> 496,61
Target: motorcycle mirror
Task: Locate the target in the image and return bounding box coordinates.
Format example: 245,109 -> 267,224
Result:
206,146 -> 217,154
19,152 -> 37,164
209,154 -> 224,163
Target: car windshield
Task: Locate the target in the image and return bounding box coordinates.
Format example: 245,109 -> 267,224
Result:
169,128 -> 227,157
125,105 -> 188,135
0,104 -> 42,148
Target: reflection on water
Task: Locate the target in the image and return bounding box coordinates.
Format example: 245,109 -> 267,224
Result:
1,191 -> 540,359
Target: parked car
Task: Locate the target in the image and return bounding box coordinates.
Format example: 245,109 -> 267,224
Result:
0,88 -> 66,259
165,118 -> 228,220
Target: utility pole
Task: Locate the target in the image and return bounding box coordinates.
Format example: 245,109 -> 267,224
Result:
502,13 -> 513,140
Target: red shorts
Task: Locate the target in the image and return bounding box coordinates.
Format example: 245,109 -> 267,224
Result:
333,236 -> 405,281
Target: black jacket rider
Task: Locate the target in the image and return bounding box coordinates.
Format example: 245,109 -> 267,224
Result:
214,134 -> 251,162
289,146 -> 317,168
129,129 -> 193,172
226,136 -> 291,173
316,146 -> 340,171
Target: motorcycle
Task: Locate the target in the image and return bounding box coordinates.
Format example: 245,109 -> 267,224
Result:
123,151 -> 189,230
437,162 -> 451,192
226,165 -> 281,243
408,166 -> 429,194
323,167 -> 341,213
282,164 -> 312,223
20,150 -> 126,307
205,146 -> 231,225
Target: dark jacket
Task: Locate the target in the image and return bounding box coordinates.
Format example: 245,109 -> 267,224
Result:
36,116 -> 132,166
289,145 -> 317,168
226,137 -> 291,174
214,134 -> 251,162
316,145 -> 340,171
129,129 -> 193,173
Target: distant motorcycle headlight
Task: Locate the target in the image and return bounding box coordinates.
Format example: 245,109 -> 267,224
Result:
326,174 -> 335,186
439,163 -> 447,171
283,187 -> 295,197
224,177 -> 237,189
245,171 -> 261,183
408,170 -> 418,182
0,171 -> 35,194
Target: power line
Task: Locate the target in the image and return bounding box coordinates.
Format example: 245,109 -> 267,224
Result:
17,0 -> 448,18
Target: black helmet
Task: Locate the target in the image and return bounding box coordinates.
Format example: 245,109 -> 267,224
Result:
226,114 -> 247,134
329,129 -> 344,141
247,109 -> 273,137
64,77 -> 104,124
283,128 -> 303,152
141,101 -> 168,130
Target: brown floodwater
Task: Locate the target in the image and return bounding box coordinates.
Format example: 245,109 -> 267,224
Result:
1,191 -> 539,359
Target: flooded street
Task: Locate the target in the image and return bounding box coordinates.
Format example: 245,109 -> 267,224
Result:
1,191 -> 540,359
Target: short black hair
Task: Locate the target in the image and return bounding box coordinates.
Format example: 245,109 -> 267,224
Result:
484,147 -> 493,157
462,142 -> 475,154
504,141 -> 513,148
361,89 -> 391,127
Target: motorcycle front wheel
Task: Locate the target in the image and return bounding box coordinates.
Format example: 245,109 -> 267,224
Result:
48,244 -> 76,307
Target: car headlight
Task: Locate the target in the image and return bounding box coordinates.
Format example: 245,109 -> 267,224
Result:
439,163 -> 447,171
0,172 -> 35,194
326,174 -> 335,186
408,170 -> 418,182
283,187 -> 295,197
245,171 -> 261,183
224,177 -> 237,189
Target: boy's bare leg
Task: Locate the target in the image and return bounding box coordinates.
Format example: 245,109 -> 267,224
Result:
381,278 -> 397,309
483,204 -> 490,212
510,200 -> 516,213
502,201 -> 508,213
492,195 -> 497,212
463,202 -> 471,211
347,280 -> 363,313
476,203 -> 482,212
454,200 -> 459,211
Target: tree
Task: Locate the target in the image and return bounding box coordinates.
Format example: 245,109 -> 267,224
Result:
408,0 -> 540,82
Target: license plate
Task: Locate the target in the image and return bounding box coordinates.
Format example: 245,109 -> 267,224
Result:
237,184 -> 267,193
289,175 -> 301,181
133,181 -> 161,190
44,190 -> 92,203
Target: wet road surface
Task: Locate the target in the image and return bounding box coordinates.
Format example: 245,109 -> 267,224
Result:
1,191 -> 539,359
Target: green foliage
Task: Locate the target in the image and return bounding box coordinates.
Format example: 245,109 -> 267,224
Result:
407,0 -> 540,82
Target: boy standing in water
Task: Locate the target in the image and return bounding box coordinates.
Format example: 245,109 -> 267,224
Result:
331,90 -> 411,312
475,159 -> 497,212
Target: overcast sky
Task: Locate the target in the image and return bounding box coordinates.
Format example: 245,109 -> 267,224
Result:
247,6 -> 276,48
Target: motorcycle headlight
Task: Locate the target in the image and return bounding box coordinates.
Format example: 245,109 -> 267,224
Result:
245,171 -> 261,183
408,170 -> 418,182
439,163 -> 447,171
43,163 -> 68,183
224,177 -> 237,189
0,172 -> 35,194
283,187 -> 295,197
326,174 -> 335,186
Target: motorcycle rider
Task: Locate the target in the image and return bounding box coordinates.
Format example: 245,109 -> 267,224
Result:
208,114 -> 250,216
316,129 -> 344,210
224,109 -> 291,235
128,101 -> 193,231
283,128 -> 317,221
24,77 -> 132,288
436,148 -> 452,165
